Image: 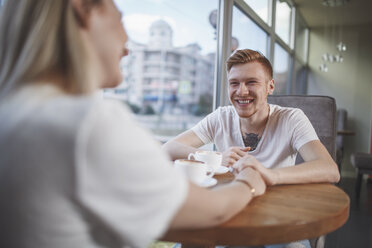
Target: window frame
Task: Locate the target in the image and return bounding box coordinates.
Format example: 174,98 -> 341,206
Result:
213,0 -> 310,107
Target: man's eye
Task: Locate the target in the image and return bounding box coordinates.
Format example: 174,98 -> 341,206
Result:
230,82 -> 239,86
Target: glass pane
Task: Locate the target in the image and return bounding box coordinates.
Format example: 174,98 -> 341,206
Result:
232,6 -> 269,56
109,0 -> 218,141
295,17 -> 309,63
292,60 -> 307,94
243,0 -> 270,24
273,43 -> 290,95
275,0 -> 292,44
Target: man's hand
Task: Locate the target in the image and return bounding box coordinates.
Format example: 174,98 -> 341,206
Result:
222,146 -> 251,167
233,154 -> 278,186
235,167 -> 266,196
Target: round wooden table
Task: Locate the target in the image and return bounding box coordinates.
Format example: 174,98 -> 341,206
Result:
161,173 -> 350,247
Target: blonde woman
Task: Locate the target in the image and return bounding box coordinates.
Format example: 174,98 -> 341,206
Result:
0,1 -> 266,248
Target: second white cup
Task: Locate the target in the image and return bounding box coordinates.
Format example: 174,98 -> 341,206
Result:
174,159 -> 214,185
188,150 -> 222,172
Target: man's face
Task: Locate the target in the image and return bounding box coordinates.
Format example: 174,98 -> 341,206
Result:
228,62 -> 274,118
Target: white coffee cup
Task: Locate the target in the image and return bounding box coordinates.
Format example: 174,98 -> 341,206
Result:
188,151 -> 222,172
174,159 -> 214,185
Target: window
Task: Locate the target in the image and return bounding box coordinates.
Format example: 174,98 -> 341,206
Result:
145,52 -> 161,61
107,0 -> 309,139
108,0 -> 218,140
273,43 -> 290,95
295,16 -> 309,63
243,0 -> 270,24
232,5 -> 269,56
166,53 -> 181,63
144,65 -> 160,73
275,0 -> 292,45
292,60 -> 307,94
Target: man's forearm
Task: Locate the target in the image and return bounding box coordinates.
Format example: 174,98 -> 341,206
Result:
272,140 -> 340,185
162,140 -> 199,161
274,159 -> 340,185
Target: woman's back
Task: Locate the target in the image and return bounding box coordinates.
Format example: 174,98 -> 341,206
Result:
0,85 -> 102,247
0,1 -> 266,247
0,84 -> 189,248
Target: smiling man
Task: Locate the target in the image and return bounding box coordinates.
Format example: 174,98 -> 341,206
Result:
162,49 -> 340,187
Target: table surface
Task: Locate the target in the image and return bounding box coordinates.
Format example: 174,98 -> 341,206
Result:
161,172 -> 350,247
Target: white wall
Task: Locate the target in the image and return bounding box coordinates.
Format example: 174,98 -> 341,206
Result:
307,25 -> 372,176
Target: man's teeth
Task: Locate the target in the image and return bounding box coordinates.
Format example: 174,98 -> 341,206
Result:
237,100 -> 253,104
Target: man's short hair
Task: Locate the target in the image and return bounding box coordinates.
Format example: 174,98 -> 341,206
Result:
226,49 -> 273,80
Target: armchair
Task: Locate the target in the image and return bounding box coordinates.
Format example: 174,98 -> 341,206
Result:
267,95 -> 337,248
350,152 -> 372,199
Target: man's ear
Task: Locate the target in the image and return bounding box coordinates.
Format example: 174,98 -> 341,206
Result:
71,0 -> 91,28
267,79 -> 275,95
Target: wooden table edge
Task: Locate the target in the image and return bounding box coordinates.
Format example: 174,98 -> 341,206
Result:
160,184 -> 350,246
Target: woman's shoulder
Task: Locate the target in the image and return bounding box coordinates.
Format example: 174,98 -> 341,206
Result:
5,86 -> 131,136
46,91 -> 130,121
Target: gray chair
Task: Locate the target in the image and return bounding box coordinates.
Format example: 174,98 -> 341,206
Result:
336,109 -> 348,171
267,95 -> 337,248
267,95 -> 337,162
350,152 -> 372,199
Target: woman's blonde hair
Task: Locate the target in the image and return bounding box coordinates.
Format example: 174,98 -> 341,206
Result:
0,0 -> 101,98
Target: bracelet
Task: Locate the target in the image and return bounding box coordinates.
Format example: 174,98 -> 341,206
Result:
235,179 -> 256,196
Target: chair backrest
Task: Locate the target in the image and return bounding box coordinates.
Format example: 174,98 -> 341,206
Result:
336,109 -> 347,150
267,95 -> 337,164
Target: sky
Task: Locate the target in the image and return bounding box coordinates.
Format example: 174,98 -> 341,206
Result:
114,0 -> 218,55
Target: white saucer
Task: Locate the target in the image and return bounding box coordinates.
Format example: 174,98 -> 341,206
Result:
214,166 -> 229,175
199,177 -> 217,188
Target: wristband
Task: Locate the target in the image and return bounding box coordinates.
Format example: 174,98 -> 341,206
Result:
235,179 -> 256,196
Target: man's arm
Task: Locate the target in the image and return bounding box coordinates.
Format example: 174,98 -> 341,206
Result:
163,130 -> 251,165
273,140 -> 340,184
233,140 -> 340,185
162,130 -> 205,160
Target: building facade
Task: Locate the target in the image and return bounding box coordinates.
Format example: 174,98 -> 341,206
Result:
107,19 -> 215,114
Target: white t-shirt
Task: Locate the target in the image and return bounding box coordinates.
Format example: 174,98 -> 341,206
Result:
0,85 -> 188,248
191,105 -> 318,169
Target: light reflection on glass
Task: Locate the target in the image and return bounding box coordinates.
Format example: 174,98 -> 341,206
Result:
243,0 -> 270,24
232,6 -> 269,56
109,0 -> 218,141
273,43 -> 290,95
275,0 -> 292,45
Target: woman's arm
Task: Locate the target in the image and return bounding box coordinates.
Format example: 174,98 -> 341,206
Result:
169,167 -> 266,228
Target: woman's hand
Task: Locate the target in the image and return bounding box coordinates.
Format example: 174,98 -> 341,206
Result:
233,154 -> 278,186
222,146 -> 251,167
235,167 -> 266,196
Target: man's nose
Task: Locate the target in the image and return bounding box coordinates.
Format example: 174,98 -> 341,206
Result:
237,83 -> 249,95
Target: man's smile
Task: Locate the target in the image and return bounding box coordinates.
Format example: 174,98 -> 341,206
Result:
235,99 -> 254,105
